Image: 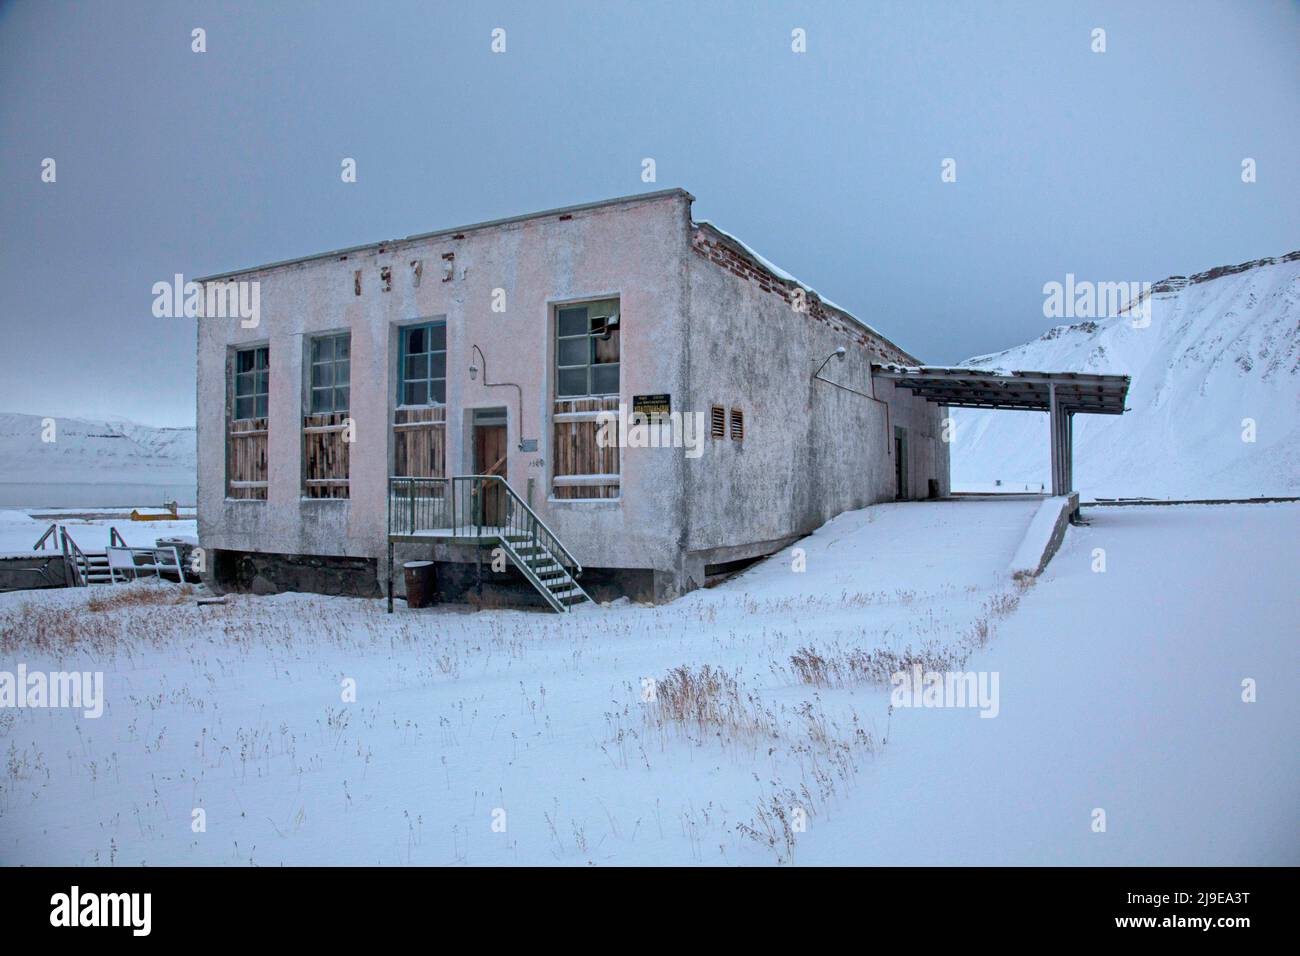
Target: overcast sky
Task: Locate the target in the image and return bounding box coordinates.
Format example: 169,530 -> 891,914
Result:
1,0 -> 1296,426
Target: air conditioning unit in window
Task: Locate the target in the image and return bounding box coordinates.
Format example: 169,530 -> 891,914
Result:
596,309 -> 620,339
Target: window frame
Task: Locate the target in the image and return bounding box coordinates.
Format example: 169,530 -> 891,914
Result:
233,346 -> 269,421
307,332 -> 351,415
397,321 -> 447,407
555,299 -> 620,399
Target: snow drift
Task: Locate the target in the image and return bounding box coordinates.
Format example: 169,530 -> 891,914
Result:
951,252 -> 1300,499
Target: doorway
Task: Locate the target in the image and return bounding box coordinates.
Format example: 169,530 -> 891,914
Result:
894,426 -> 908,500
472,408 -> 508,527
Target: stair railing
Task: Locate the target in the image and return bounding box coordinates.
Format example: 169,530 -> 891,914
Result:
109,527 -> 128,549
33,523 -> 59,551
387,477 -> 452,536
452,475 -> 583,583
59,527 -> 89,587
386,474 -> 585,601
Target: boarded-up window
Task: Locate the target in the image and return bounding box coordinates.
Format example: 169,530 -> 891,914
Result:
710,405 -> 725,439
729,407 -> 744,442
393,405 -> 447,478
552,397 -> 619,499
393,322 -> 447,479
552,299 -> 621,499
228,346 -> 269,499
304,333 -> 350,499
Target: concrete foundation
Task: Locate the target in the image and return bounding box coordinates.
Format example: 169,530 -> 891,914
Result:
0,553 -> 69,591
212,549 -> 380,598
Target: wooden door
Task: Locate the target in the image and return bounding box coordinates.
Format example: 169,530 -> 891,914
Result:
474,424 -> 508,526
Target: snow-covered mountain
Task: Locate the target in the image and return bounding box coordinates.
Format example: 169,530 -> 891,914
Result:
0,413 -> 195,508
950,251 -> 1300,499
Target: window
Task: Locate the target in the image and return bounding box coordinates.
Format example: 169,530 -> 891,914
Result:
234,346 -> 269,420
309,333 -> 350,413
729,407 -> 744,442
556,299 -> 620,398
552,299 -> 621,499
229,346 -> 269,500
710,405 -> 725,439
399,322 -> 447,406
304,333 -> 350,499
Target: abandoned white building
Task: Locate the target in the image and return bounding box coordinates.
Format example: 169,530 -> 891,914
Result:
194,188 -> 1124,610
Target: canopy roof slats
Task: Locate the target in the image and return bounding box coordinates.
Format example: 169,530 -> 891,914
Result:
872,364 -> 1130,415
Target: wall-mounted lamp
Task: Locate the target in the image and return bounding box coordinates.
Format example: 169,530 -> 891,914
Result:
469,344 -> 531,450
813,345 -> 872,399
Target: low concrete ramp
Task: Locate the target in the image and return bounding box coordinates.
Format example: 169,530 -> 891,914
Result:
1008,493 -> 1080,579
715,496 -> 1048,601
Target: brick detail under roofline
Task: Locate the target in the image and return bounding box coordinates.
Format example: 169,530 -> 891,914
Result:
690,226 -> 914,365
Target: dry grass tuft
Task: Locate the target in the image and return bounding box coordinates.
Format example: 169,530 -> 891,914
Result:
87,583 -> 197,613
650,665 -> 776,741
788,580 -> 1030,689
790,643 -> 965,688
0,583 -> 199,655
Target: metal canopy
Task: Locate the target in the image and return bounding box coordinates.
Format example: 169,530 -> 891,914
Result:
871,365 -> 1130,415
871,364 -> 1130,500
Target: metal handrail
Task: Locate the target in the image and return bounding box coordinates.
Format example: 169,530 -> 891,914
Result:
387,474 -> 582,579
109,527 -> 128,548
59,527 -> 89,587
387,476 -> 452,536
473,475 -> 583,577
33,523 -> 58,551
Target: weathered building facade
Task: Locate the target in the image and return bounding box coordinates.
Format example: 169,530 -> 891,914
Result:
195,189 -> 949,605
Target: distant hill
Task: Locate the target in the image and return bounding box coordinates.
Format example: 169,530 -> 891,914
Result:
0,413 -> 196,508
951,252 -> 1300,499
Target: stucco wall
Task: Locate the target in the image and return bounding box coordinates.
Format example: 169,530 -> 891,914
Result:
681,228 -> 949,562
197,192 -> 693,576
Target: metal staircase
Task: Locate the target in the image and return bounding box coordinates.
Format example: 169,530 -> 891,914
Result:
36,525 -> 174,587
74,549 -> 114,585
499,530 -> 592,612
65,526 -> 127,585
388,474 -> 592,613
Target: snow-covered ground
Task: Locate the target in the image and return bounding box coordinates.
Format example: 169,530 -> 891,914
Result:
1,498 -> 1293,866
0,508 -> 195,557
951,254 -> 1300,499
814,503 -> 1298,865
